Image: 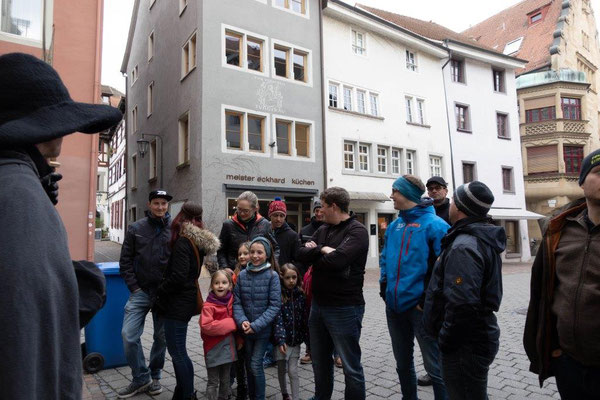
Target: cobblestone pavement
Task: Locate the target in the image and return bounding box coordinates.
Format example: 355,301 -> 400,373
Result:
84,254 -> 561,399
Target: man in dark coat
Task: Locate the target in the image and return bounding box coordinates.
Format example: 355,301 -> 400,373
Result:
118,189 -> 172,398
524,149 -> 600,398
423,181 -> 505,400
299,200 -> 325,244
426,176 -> 450,225
0,53 -> 122,400
268,197 -> 298,266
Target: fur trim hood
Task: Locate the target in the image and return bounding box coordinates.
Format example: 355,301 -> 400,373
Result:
181,223 -> 220,255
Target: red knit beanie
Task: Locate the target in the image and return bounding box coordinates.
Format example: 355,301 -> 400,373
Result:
268,197 -> 287,217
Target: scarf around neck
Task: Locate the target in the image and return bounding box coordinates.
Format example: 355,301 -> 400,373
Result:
247,261 -> 271,273
207,291 -> 232,306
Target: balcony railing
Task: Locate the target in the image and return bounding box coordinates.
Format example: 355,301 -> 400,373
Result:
521,119 -> 588,138
516,69 -> 588,89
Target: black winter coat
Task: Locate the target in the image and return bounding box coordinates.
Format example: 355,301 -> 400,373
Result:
119,211 -> 171,295
423,217 -> 506,353
299,218 -> 324,244
217,213 -> 279,269
274,222 -> 299,266
434,198 -> 451,225
273,287 -> 307,347
155,223 -> 220,322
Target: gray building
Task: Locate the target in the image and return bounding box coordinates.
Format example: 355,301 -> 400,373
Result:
121,0 -> 325,232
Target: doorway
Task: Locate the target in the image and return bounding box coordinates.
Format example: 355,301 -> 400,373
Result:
377,213 -> 395,253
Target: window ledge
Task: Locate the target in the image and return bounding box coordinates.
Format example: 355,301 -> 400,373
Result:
176,161 -> 190,170
493,90 -> 507,95
457,128 -> 472,133
148,177 -> 157,183
342,170 -> 397,179
497,135 -> 512,140
180,66 -> 196,82
503,190 -> 516,194
328,106 -> 384,120
406,121 -> 431,129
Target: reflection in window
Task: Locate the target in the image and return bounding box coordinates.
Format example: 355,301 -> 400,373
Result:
1,0 -> 42,40
225,31 -> 242,67
225,112 -> 242,150
274,46 -> 288,78
247,115 -> 264,152
276,120 -> 291,155
293,50 -> 306,82
247,37 -> 262,71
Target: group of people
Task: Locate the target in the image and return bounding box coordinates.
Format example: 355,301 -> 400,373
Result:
2,52 -> 600,400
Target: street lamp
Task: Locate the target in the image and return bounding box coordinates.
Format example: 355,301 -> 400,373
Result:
136,133 -> 163,187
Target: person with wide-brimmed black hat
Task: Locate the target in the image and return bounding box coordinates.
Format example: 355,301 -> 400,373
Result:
0,53 -> 123,399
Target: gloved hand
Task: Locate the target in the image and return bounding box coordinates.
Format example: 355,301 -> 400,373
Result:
379,281 -> 387,301
40,171 -> 63,205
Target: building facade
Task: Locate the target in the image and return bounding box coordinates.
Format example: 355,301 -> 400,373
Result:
122,0 -> 324,232
107,99 -> 127,244
0,0 -> 108,260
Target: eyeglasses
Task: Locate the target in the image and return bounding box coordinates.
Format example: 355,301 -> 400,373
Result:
236,207 -> 253,214
427,185 -> 445,192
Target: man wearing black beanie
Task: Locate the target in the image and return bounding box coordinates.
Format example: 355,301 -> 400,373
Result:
423,181 -> 506,400
524,148 -> 600,398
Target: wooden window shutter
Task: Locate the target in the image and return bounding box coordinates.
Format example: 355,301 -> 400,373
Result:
527,145 -> 558,174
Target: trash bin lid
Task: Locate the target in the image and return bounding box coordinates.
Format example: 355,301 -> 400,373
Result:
97,262 -> 120,275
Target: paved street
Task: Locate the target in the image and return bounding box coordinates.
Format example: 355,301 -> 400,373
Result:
85,242 -> 560,399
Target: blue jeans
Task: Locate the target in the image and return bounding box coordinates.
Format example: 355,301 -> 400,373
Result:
163,318 -> 194,399
441,341 -> 498,400
121,290 -> 166,384
309,301 -> 366,400
551,351 -> 600,400
385,307 -> 447,400
244,337 -> 270,400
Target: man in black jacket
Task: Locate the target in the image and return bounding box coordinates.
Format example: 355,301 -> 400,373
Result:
118,190 -> 172,398
423,181 -> 505,400
297,187 -> 369,400
299,200 -> 324,244
426,176 -> 450,225
269,197 -> 298,265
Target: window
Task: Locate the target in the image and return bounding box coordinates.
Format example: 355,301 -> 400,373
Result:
352,30 -> 365,55
178,112 -> 190,165
451,59 -> 464,83
417,100 -> 425,125
132,106 -> 138,133
455,104 -> 470,131
276,120 -> 291,155
406,50 -> 417,71
529,12 -> 542,24
0,0 -> 43,40
406,150 -> 415,175
497,113 -> 509,138
358,144 -> 370,172
179,0 -> 188,14
525,106 -> 556,122
131,155 -> 137,188
148,31 -> 154,61
295,123 -> 310,157
462,162 -> 475,183
493,69 -> 505,92
147,82 -> 154,116
391,148 -> 401,174
224,27 -> 265,73
429,156 -> 442,177
377,146 -> 388,173
131,65 -> 138,85
503,37 -> 523,55
225,31 -> 242,67
273,43 -> 310,83
564,146 -> 584,174
293,50 -> 307,82
149,140 -> 157,180
561,98 -> 581,120
370,93 -> 379,116
356,90 -> 366,114
274,0 -> 307,15
274,45 -> 288,78
247,37 -> 263,71
502,167 -> 514,192
582,31 -> 590,50
328,84 -> 338,107
344,142 -> 355,170
247,115 -> 264,152
150,0 -> 156,9
405,97 -> 413,123
527,145 -> 559,174
182,32 -> 197,78
225,111 -> 243,150
343,87 -> 353,111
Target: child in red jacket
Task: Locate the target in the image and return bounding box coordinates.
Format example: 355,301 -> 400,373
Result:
200,270 -> 241,400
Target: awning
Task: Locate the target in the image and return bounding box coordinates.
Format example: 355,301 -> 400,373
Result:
349,191 -> 391,202
488,208 -> 544,220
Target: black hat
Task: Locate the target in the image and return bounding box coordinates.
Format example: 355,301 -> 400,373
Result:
426,176 -> 448,187
453,181 -> 494,217
313,200 -> 322,211
149,189 -> 173,202
578,148 -> 600,186
0,53 -> 123,147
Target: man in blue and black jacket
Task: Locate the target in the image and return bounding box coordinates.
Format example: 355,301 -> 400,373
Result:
380,175 -> 450,400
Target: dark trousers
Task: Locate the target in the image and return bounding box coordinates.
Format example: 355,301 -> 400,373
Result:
163,318 -> 194,399
552,352 -> 600,400
441,342 -> 498,400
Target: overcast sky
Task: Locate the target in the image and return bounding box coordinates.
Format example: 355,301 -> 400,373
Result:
101,0 -> 600,92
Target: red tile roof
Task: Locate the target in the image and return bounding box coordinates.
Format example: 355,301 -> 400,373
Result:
461,0 -> 561,75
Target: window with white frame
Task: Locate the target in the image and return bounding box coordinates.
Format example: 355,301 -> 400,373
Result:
274,0 -> 307,15
131,65 -> 138,85
429,156 -> 442,177
328,83 -> 339,107
370,93 -> 379,116
149,140 -> 157,180
417,99 -> 425,125
352,30 -> 366,55
225,111 -> 243,150
406,150 -> 416,175
225,31 -> 242,67
273,42 -> 309,83
150,0 -> 156,8
148,31 -> 154,61
502,167 -> 514,192
377,146 -> 388,173
273,118 -> 311,157
147,82 -> 154,116
406,50 -> 417,71
405,97 -> 413,122
224,28 -> 265,73
462,162 -> 475,183
276,119 -> 291,155
344,142 -> 355,170
295,123 -> 310,157
391,148 -> 401,174
357,90 -> 366,114
358,144 -> 370,172
497,112 -> 509,138
178,112 -> 190,165
0,0 -> 44,40
132,106 -> 138,133
182,32 -> 197,78
247,114 -> 265,152
343,86 -> 353,111
455,103 -> 470,131
179,0 -> 187,15
224,109 -> 274,154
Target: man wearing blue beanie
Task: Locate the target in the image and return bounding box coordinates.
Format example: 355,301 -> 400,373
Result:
379,175 -> 450,400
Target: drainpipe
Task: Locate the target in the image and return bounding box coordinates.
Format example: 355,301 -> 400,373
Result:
441,39 -> 457,190
319,0 -> 328,193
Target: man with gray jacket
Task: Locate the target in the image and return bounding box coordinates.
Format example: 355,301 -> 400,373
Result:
118,190 -> 172,398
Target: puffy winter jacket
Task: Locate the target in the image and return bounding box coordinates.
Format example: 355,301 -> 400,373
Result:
233,267 -> 282,339
200,293 -> 238,368
423,217 -> 505,353
273,287 -> 307,347
119,211 -> 171,295
217,213 -> 279,269
379,199 -> 449,313
274,222 -> 299,266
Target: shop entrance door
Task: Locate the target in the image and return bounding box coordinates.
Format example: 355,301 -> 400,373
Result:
377,213 -> 395,253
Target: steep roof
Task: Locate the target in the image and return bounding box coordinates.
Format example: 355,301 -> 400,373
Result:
462,0 -> 562,75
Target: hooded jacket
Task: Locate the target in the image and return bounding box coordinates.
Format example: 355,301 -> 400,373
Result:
217,213 -> 279,269
423,217 -> 505,353
155,223 -> 220,322
379,199 -> 450,313
273,221 -> 299,266
200,292 -> 239,368
119,210 -> 171,295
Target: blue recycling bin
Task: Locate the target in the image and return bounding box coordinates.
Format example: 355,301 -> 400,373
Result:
83,262 -> 129,372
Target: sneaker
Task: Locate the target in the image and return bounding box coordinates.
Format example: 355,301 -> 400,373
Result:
334,356 -> 343,368
147,379 -> 163,395
417,373 -> 433,387
300,353 -> 312,364
117,380 -> 151,399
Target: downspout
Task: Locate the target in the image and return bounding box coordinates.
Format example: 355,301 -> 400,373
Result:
441,39 -> 457,190
319,0 -> 328,192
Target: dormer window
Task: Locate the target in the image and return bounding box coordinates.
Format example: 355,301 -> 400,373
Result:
529,12 -> 542,24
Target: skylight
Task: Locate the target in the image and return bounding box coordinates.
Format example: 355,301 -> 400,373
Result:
503,37 -> 523,55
